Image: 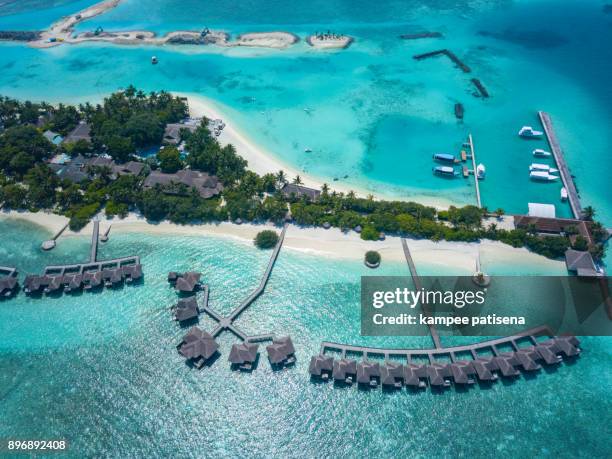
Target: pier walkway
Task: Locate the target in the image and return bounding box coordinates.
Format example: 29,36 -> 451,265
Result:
203,224 -> 288,342
41,222 -> 69,250
538,111 -> 582,219
401,238 -> 442,349
466,134 -> 482,208
90,220 -> 99,262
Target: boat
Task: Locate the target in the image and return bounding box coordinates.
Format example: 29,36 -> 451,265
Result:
454,103 -> 464,120
433,166 -> 458,177
433,153 -> 457,163
530,171 -> 559,181
533,148 -> 552,157
304,147 -> 312,153
151,56 -> 158,64
476,163 -> 485,179
529,163 -> 558,173
518,126 -> 544,138
561,187 -> 568,201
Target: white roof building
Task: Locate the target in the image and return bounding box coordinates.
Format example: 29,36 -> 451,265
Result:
528,203 -> 556,219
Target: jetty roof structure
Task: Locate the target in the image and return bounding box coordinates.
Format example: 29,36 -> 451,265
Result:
228,342 -> 259,369
174,296 -> 199,323
64,121 -> 91,143
177,327 -> 219,368
281,183 -> 321,201
565,249 -> 600,277
144,170 -> 223,199
266,336 -> 296,366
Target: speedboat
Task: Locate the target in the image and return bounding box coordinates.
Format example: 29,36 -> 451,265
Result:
530,163 -> 558,173
561,187 -> 568,201
476,163 -> 486,179
433,153 -> 457,163
433,166 -> 458,177
533,148 -> 552,157
519,126 -> 543,138
530,171 -> 559,181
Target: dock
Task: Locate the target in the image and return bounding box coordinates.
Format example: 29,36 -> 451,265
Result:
412,49 -> 471,73
401,238 -> 442,349
538,111 -> 582,219
471,78 -> 489,98
41,222 -> 69,251
400,32 -> 442,40
90,219 -> 99,262
100,224 -> 112,243
466,134 -> 482,208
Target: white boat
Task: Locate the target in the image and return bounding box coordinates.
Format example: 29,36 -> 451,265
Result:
476,163 -> 486,179
304,147 -> 312,153
530,171 -> 559,181
519,126 -> 544,138
433,166 -> 458,177
530,163 -> 558,173
561,187 -> 568,201
151,56 -> 158,64
533,148 -> 552,157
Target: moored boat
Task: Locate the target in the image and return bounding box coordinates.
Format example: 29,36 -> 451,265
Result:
533,148 -> 552,157
529,163 -> 558,173
151,56 -> 158,64
561,187 -> 568,201
519,126 -> 543,138
530,171 -> 559,181
476,163 -> 485,179
433,153 -> 457,163
433,166 -> 458,177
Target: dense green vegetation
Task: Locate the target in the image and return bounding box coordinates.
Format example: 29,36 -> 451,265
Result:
0,88 -> 607,262
365,250 -> 381,266
254,230 -> 279,249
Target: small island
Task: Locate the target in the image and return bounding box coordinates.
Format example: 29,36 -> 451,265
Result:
307,31 -> 353,49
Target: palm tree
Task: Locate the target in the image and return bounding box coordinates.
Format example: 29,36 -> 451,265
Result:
293,175 -> 303,185
275,170 -> 287,188
321,183 -> 330,194
583,206 -> 595,221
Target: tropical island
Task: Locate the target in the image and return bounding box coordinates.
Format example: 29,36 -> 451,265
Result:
0,87 -> 607,263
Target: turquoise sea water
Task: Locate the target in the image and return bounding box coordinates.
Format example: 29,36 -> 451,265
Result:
1,218 -> 611,457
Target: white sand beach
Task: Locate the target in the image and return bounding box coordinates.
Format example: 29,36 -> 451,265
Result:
233,32 -> 299,48
0,211 -> 565,274
307,34 -> 353,49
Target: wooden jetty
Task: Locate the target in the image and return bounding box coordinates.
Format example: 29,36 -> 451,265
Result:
471,78 -> 489,98
467,134 -> 482,208
41,222 -> 69,251
401,238 -> 442,349
400,32 -> 442,40
100,224 -> 112,243
412,49 -> 471,73
90,219 -> 99,262
538,111 -> 582,219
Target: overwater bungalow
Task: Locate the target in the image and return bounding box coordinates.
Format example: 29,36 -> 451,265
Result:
83,271 -> 103,289
332,358 -> 357,384
492,353 -> 520,378
356,361 -> 380,387
173,296 -> 200,323
172,272 -> 202,293
228,342 -> 259,371
532,343 -> 562,365
122,264 -> 143,283
0,272 -> 19,298
427,363 -> 452,388
62,273 -> 83,293
102,268 -> 123,288
449,361 -> 476,385
471,357 -> 498,382
380,362 -> 404,389
24,275 -> 45,295
44,275 -> 63,294
177,327 -> 219,369
266,336 -> 296,367
514,348 -> 542,372
545,336 -> 581,358
403,364 -> 428,388
308,354 -> 334,380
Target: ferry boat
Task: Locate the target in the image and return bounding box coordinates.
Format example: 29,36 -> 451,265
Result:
518,126 -> 543,138
529,163 -> 559,173
476,163 -> 486,179
433,153 -> 457,163
530,171 -> 559,181
533,148 -> 552,157
561,187 -> 568,201
151,56 -> 158,64
433,166 -> 458,177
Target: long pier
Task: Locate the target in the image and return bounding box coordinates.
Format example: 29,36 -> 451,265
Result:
90,220 -> 99,262
466,134 -> 482,208
401,238 -> 442,349
538,111 -> 582,219
412,49 -> 471,73
202,224 -> 288,341
319,325 -> 553,362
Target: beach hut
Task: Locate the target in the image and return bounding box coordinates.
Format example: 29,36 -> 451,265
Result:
177,327 -> 219,369
266,336 -> 296,367
308,354 -> 334,380
332,358 -> 357,384
228,342 -> 259,371
173,296 -> 200,323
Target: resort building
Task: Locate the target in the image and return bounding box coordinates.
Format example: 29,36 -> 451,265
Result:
48,154 -> 145,183
281,183 -> 321,201
63,121 -> 92,144
356,361 -> 380,387
228,342 -> 259,371
173,296 -> 200,323
163,122 -> 198,145
168,271 -> 202,293
144,169 -> 223,199
564,249 -> 601,277
513,215 -> 594,244
332,358 -> 357,384
266,336 -> 296,367
0,268 -> 19,298
308,354 -> 334,380
43,130 -> 63,145
177,327 -> 219,369
380,362 -> 404,389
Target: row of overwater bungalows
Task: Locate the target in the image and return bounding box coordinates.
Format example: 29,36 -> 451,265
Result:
309,336 -> 580,390
23,264 -> 143,295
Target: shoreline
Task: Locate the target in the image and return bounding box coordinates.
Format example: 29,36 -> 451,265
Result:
0,211 -> 565,274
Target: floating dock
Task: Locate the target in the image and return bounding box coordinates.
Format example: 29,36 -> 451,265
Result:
538,111 -> 582,219
401,238 -> 442,349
